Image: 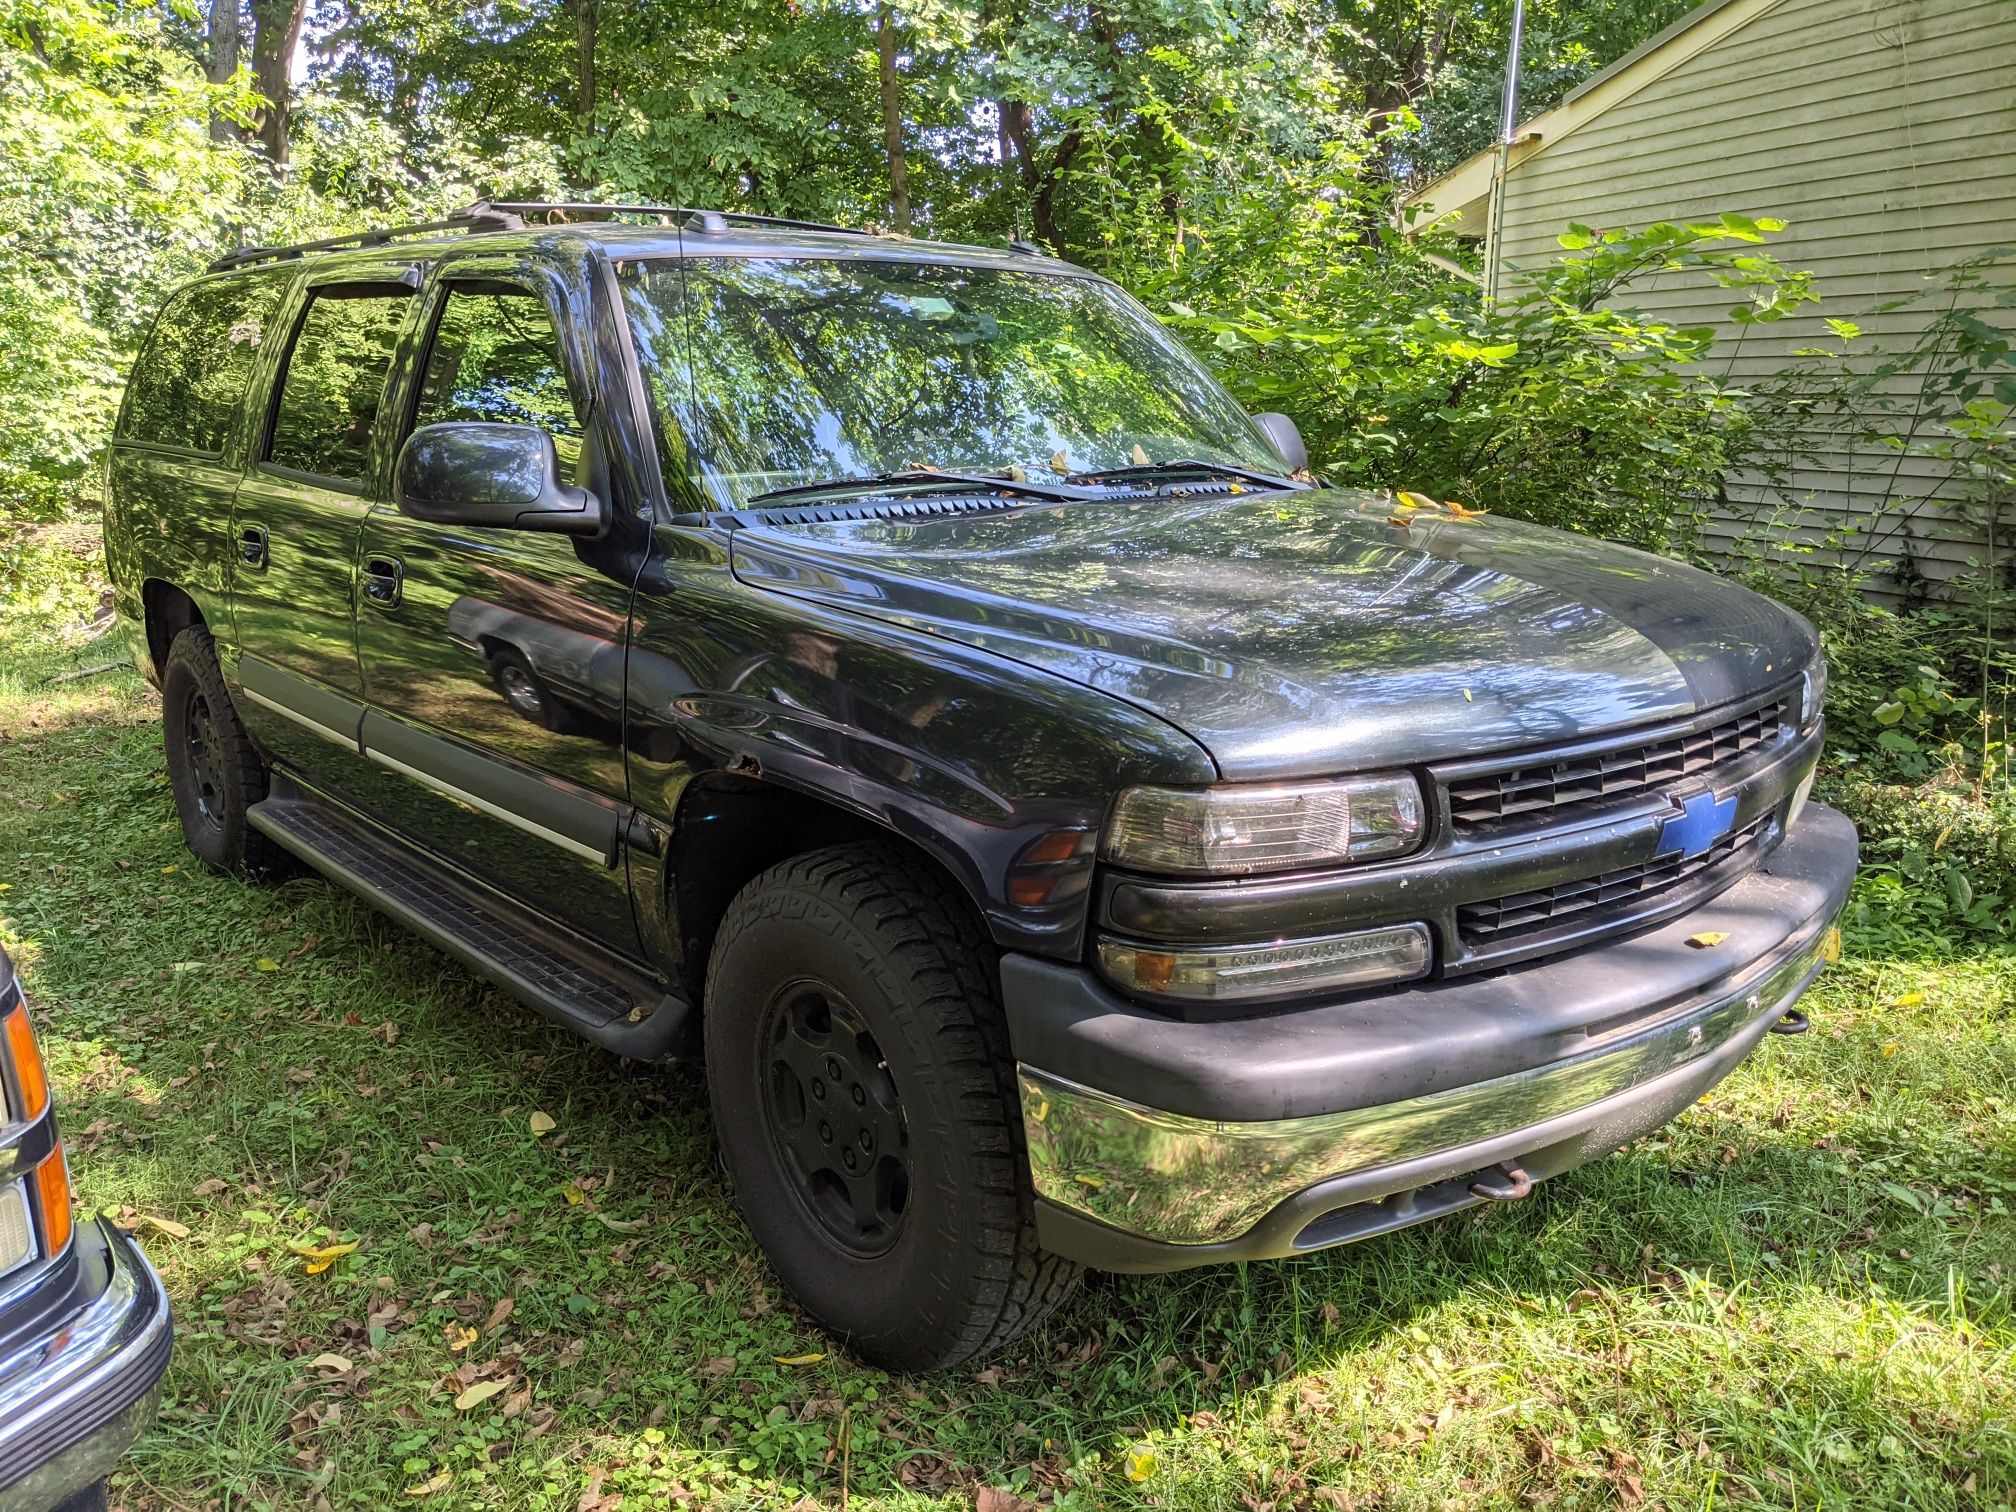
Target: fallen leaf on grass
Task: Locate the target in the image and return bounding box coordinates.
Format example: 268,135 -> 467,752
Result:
1686,932 -> 1729,948
1886,991 -> 1926,1008
123,1213 -> 190,1240
309,1353 -> 354,1375
445,1324 -> 478,1353
484,1296 -> 515,1333
454,1379 -> 507,1411
772,1352 -> 825,1366
256,958 -> 280,972
976,1490 -> 1037,1512
404,1472 -> 452,1498
562,1186 -> 584,1206
1124,1449 -> 1158,1483
591,1212 -> 647,1233
528,1111 -> 556,1136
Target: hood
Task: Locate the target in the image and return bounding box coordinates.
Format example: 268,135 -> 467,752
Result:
727,489 -> 1816,779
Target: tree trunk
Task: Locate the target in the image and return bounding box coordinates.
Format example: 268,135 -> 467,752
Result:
575,0 -> 598,130
206,0 -> 241,144
875,6 -> 911,233
248,0 -> 306,169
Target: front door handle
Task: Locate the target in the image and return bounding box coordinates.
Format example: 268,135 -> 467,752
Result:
239,525 -> 268,569
362,556 -> 403,609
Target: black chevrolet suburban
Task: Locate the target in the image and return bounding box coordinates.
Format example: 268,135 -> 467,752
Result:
103,202 -> 1856,1371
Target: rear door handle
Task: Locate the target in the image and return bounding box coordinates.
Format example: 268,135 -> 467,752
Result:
239,525 -> 268,569
362,556 -> 403,609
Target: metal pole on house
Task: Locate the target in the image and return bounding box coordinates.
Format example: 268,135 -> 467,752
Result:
1485,0 -> 1526,306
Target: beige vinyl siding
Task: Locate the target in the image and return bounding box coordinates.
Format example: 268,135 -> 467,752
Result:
1491,0 -> 2016,592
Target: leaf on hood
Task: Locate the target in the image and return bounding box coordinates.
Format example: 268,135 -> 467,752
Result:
1129,443 -> 1151,466
1047,450 -> 1070,474
1686,932 -> 1729,948
1394,490 -> 1438,511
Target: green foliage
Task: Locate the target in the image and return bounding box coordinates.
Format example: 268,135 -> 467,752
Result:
1157,208 -> 1815,551
0,0 -> 251,517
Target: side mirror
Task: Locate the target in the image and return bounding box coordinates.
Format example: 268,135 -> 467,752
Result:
395,422 -> 604,536
1250,412 -> 1308,475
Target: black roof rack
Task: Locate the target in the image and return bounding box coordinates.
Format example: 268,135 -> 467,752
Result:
206,199 -> 873,274
481,201 -> 873,238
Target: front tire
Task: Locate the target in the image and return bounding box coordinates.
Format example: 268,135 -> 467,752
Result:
161,626 -> 285,875
704,844 -> 1080,1371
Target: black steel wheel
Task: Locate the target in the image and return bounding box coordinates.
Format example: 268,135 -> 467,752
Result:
759,982 -> 910,1256
161,626 -> 286,875
705,843 -> 1080,1372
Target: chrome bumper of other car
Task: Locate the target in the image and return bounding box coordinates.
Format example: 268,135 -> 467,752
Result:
0,1222 -> 172,1512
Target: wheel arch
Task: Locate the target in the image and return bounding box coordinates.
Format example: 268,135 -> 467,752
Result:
140,579 -> 211,681
660,774 -> 995,1013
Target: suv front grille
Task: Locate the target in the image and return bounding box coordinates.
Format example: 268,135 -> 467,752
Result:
1447,699 -> 1789,834
1457,814 -> 1769,946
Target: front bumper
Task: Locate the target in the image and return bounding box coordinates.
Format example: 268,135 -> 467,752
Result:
1007,804 -> 1857,1271
0,1221 -> 173,1512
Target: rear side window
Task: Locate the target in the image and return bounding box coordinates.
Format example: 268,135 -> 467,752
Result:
265,288 -> 413,485
119,272 -> 289,455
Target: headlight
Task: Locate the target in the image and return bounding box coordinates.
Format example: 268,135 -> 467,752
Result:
1799,655 -> 1829,730
1097,924 -> 1433,1004
1103,773 -> 1425,876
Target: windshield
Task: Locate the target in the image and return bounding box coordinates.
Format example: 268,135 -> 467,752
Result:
620,257 -> 1286,510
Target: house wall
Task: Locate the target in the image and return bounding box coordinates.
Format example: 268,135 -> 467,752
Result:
1492,0 -> 2016,594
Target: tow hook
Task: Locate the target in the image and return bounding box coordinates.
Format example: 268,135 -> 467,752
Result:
1468,1160 -> 1534,1202
1769,1008 -> 1811,1036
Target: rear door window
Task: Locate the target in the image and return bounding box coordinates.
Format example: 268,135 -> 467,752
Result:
119,271 -> 290,455
265,287 -> 414,486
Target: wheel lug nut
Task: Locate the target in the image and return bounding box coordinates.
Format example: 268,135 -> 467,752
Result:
810,1080 -> 826,1100
857,1129 -> 872,1151
851,1085 -> 865,1106
819,1122 -> 833,1144
827,1058 -> 843,1081
842,1149 -> 857,1170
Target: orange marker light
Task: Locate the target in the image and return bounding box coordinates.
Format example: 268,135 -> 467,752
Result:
3,1006 -> 47,1123
34,1145 -> 71,1257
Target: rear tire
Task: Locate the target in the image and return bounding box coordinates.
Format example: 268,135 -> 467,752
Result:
161,626 -> 286,875
704,843 -> 1080,1371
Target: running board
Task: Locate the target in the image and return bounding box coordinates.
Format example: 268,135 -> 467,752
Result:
247,796 -> 691,1061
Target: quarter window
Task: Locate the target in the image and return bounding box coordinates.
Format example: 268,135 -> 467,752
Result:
266,288 -> 413,485
411,285 -> 583,482
119,271 -> 290,455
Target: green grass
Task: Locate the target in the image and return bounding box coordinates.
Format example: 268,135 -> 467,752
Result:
2,534 -> 2013,1510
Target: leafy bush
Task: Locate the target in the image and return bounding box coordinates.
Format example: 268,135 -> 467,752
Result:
1147,206 -> 1815,553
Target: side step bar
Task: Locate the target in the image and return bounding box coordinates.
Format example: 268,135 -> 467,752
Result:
247,796 -> 691,1061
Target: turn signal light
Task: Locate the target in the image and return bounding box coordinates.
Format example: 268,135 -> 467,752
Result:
34,1145 -> 72,1258
2,1003 -> 47,1123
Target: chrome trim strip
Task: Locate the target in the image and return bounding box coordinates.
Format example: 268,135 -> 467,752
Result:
240,687 -> 358,751
1020,921 -> 1832,1246
361,748 -> 613,866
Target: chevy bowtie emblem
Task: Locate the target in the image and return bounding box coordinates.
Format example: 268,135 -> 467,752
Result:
1655,788 -> 1738,861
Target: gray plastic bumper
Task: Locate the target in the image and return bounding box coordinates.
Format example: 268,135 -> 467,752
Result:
1003,804 -> 1857,1269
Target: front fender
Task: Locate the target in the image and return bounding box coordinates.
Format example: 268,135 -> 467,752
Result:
626,526 -> 1215,961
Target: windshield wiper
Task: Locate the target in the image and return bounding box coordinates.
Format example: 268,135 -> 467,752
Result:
750,468 -> 1100,506
1065,458 -> 1305,493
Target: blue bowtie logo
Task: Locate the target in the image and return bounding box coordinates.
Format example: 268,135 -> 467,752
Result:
1655,788 -> 1738,861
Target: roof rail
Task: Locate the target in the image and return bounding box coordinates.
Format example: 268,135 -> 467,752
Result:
205,204 -> 524,274
482,201 -> 872,238
203,198 -> 872,275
